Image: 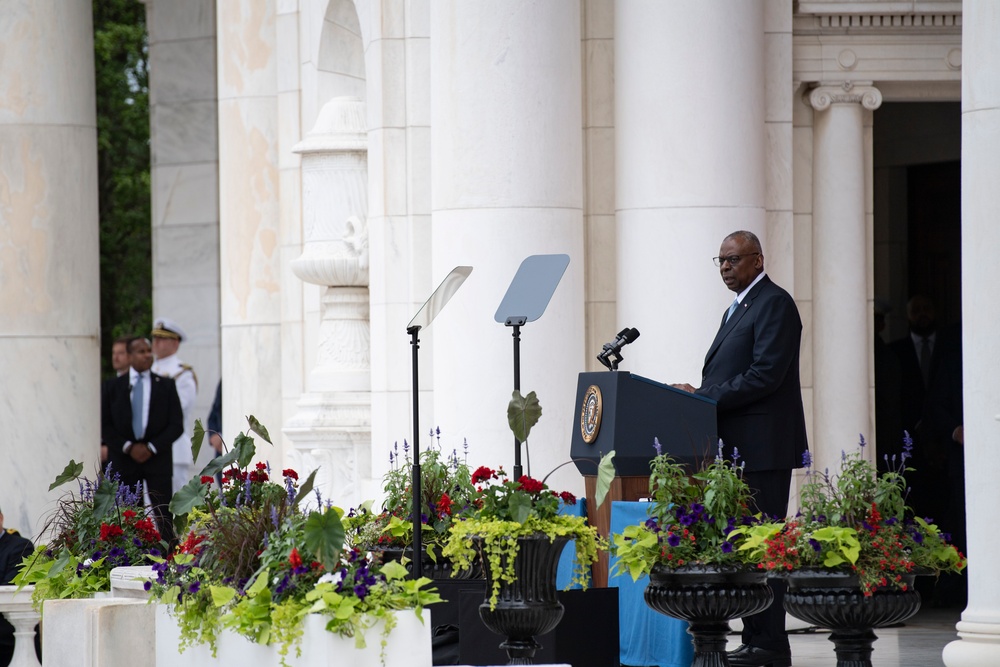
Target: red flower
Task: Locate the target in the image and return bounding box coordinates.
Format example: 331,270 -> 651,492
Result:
289,547 -> 303,568
437,493 -> 453,517
200,475 -> 215,484
517,476 -> 545,494
559,491 -> 577,506
471,466 -> 495,485
256,462 -> 267,471
122,509 -> 137,523
180,531 -> 205,554
99,523 -> 124,541
282,468 -> 298,480
135,517 -> 161,543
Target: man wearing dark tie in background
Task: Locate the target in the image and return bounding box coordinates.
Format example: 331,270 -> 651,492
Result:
673,230 -> 807,667
101,337 -> 183,546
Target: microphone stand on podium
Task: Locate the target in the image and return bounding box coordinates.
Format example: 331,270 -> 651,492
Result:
494,254 -> 570,480
571,332 -> 718,586
405,266 -> 473,579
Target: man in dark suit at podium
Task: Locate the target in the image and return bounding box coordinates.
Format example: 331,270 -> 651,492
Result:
674,230 -> 807,667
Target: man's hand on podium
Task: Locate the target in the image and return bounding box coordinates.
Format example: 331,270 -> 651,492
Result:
671,383 -> 697,393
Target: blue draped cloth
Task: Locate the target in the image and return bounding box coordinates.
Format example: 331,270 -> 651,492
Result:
556,498 -> 590,589
609,500 -> 694,667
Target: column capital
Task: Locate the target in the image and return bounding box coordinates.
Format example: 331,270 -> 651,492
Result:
808,81 -> 883,112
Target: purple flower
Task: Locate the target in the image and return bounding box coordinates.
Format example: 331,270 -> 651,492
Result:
809,539 -> 821,552
354,584 -> 369,599
732,446 -> 741,463
902,431 -> 914,463
666,533 -> 681,547
802,450 -> 812,468
859,434 -> 867,449
653,437 -> 662,456
721,542 -> 733,554
188,581 -> 201,594
271,506 -> 280,530
143,581 -> 152,591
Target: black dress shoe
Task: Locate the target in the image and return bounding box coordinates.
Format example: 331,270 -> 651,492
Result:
727,643 -> 792,667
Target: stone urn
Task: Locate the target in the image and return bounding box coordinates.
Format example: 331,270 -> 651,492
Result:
644,564 -> 773,667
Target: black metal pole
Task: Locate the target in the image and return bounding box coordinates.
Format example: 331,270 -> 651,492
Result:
407,325 -> 423,579
512,323 -> 522,481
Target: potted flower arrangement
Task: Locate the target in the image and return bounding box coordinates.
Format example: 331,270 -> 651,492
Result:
148,418 -> 442,667
611,440 -> 772,665
737,435 -> 966,593
734,434 -> 967,667
343,430 -> 478,578
14,462 -> 167,607
441,391 -> 607,665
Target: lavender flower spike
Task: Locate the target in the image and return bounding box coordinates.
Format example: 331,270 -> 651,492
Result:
653,437 -> 662,456
716,439 -> 724,461
802,450 -> 812,468
858,433 -> 867,449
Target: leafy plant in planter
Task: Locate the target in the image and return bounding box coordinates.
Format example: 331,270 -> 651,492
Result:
344,430 -> 478,570
442,391 -> 610,609
14,462 -> 167,607
149,417 -> 441,664
612,440 -> 762,581
735,434 -> 967,595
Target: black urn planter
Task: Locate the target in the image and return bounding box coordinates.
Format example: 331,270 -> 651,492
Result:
476,535 -> 570,665
779,569 -> 921,667
644,564 -> 773,667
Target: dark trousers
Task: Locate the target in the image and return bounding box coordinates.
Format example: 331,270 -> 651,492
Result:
118,466 -> 176,548
742,468 -> 792,652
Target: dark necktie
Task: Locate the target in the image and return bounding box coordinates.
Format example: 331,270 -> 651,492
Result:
132,374 -> 145,439
919,337 -> 932,387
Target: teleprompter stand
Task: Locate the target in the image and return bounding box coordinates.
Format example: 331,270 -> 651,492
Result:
406,266 -> 473,578
494,254 -> 570,480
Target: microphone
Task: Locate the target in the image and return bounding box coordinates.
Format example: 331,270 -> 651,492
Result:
597,327 -> 641,370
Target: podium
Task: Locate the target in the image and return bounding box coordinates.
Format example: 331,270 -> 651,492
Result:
570,371 -> 718,586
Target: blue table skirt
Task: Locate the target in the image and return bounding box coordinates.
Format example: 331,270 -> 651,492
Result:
609,501 -> 694,667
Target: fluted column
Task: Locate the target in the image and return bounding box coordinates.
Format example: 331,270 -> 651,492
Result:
808,82 -> 882,473
284,96 -> 371,510
944,2 -> 1000,665
430,1 -> 585,493
0,0 -> 100,536
615,2 -> 766,386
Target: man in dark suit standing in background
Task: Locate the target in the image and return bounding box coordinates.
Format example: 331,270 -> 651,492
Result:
102,337 -> 183,546
673,230 -> 807,667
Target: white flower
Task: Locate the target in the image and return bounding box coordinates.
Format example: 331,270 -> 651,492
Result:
318,570 -> 345,586
82,558 -> 94,567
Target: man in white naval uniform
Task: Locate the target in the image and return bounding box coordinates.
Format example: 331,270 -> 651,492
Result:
151,317 -> 198,493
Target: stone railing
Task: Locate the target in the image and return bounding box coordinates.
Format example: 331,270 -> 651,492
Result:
0,585 -> 41,667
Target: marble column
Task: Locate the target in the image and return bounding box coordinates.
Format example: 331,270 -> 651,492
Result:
430,0 -> 585,494
615,3 -> 767,388
284,96 -> 371,510
145,0 -> 220,474
808,82 -> 882,473
944,2 -> 1000,665
0,0 -> 100,536
216,0 -> 283,454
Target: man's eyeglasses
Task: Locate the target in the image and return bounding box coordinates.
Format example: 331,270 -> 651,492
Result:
712,253 -> 760,267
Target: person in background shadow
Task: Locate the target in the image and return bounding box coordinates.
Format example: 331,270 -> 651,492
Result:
873,300 -> 904,471
0,506 -> 38,667
672,230 -> 807,667
207,380 -> 223,455
101,335 -> 136,465
102,337 -> 183,547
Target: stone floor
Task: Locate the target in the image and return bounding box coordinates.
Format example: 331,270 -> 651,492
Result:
724,606 -> 962,667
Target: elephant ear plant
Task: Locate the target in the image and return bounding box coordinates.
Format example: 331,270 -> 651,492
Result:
443,391 -> 613,609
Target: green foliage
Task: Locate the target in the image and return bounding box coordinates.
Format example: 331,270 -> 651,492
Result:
611,442 -> 761,581
741,437 -> 967,595
303,510 -> 346,570
507,390 -> 542,443
595,450 -> 616,508
49,460 -> 84,491
93,0 -> 152,372
16,471 -> 167,610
